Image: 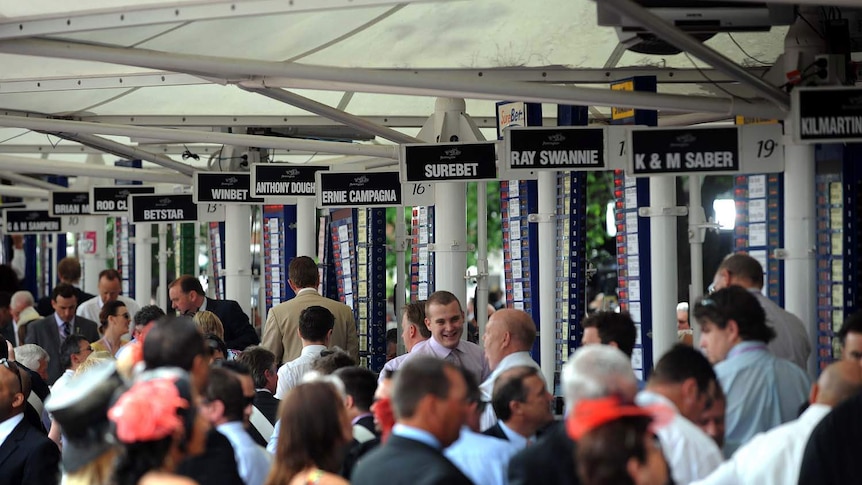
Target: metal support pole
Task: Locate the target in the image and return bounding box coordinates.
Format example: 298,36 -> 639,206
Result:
224,204 -> 252,317
434,182 -> 467,307
475,182 -> 489,344
158,223 -> 168,311
48,132 -> 198,176
648,176 -> 679,364
688,175 -> 705,347
0,154 -> 190,184
241,86 -> 422,145
295,198 -> 317,259
537,171 -> 556,388
134,224 -> 153,306
0,38 -> 785,119
599,0 -> 790,110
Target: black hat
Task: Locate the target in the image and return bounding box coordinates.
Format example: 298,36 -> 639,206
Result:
45,362 -> 125,473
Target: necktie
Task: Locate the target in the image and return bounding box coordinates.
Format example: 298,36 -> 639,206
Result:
62,321 -> 71,339
445,349 -> 463,368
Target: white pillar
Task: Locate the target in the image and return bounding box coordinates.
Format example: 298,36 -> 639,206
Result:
783,7 -> 824,380
296,198 -> 317,258
783,123 -> 817,378
537,171 -> 556,387
134,223 -> 153,305
475,182 -> 489,343
688,175 -> 704,346
224,204 -> 252,317
648,176 -> 678,364
434,182 -> 467,306
158,223 -> 168,310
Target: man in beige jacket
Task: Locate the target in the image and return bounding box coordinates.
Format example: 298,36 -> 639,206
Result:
261,256 -> 359,364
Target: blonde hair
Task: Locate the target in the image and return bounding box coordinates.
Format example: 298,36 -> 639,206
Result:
193,310 -> 225,340
63,449 -> 117,485
76,352 -> 115,376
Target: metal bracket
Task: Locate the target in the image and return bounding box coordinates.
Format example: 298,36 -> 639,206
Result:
427,242 -> 475,252
773,248 -> 788,260
527,213 -> 555,223
637,206 -> 688,217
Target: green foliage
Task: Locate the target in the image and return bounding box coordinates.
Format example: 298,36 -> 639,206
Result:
585,172 -> 614,254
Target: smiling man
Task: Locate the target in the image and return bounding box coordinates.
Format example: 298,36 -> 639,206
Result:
407,291 -> 489,383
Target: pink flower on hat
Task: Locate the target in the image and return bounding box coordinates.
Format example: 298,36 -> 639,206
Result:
108,378 -> 189,443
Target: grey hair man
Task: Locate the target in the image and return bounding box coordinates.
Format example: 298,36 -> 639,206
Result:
508,344 -> 638,485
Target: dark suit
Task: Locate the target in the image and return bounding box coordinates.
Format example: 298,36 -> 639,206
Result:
0,323 -> 14,346
248,390 -> 279,446
482,422 -> 508,441
0,417 -> 60,485
204,298 -> 259,350
35,287 -> 94,317
352,434 -> 472,485
341,415 -> 380,479
24,315 -> 100,384
508,421 -> 578,485
177,428 -> 244,485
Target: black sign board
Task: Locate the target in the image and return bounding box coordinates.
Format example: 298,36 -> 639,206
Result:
50,191 -> 90,216
506,127 -> 606,172
402,142 -> 497,182
4,209 -> 62,234
629,127 -> 739,176
194,172 -> 263,204
91,185 -> 156,214
317,171 -> 402,208
251,164 -> 326,198
795,87 -> 862,143
130,194 -> 198,223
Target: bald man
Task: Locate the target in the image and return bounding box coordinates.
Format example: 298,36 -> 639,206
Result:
479,309 -> 540,431
694,360 -> 862,485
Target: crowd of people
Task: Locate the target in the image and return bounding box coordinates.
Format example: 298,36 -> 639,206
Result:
1,251 -> 862,485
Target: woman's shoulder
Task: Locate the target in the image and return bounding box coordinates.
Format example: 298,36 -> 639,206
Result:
288,470 -> 348,485
139,472 -> 198,485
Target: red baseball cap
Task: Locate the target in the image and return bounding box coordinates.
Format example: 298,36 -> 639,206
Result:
567,395 -> 675,440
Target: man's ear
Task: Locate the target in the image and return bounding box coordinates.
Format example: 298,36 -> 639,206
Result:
345,395 -> 355,410
680,377 -> 699,404
425,317 -> 432,331
501,331 -> 512,348
726,319 -> 741,340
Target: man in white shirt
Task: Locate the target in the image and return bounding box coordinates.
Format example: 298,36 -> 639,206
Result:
378,301 -> 430,384
202,367 -> 271,485
76,269 -> 141,326
635,344 -> 723,484
274,305 -> 333,399
694,359 -> 862,485
480,309 -> 540,430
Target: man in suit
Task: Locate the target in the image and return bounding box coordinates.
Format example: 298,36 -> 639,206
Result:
334,366 -> 380,479
168,275 -> 259,351
508,345 -> 639,485
262,256 -> 358,364
237,346 -> 279,446
483,366 -> 553,450
35,257 -> 94,316
25,283 -> 99,384
352,355 -> 473,485
0,357 -> 60,484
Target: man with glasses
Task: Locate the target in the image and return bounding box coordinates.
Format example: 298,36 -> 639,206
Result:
694,286 -> 810,457
836,311 -> 862,363
51,335 -> 93,398
25,283 -> 100,384
709,253 -> 810,370
0,356 -> 60,484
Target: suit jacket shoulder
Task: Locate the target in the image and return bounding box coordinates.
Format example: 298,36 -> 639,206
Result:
0,419 -> 60,485
508,422 -> 578,485
482,423 -> 508,441
352,435 -> 472,485
206,298 -> 259,350
177,428 -> 244,485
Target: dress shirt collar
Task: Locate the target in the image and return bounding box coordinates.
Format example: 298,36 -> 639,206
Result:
217,421 -> 248,440
392,423 -> 442,450
427,336 -> 460,359
498,421 -> 529,449
53,312 -> 74,328
352,412 -> 373,426
255,388 -> 273,394
727,340 -> 769,360
635,390 -> 679,414
0,414 -> 23,448
300,344 -> 328,358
